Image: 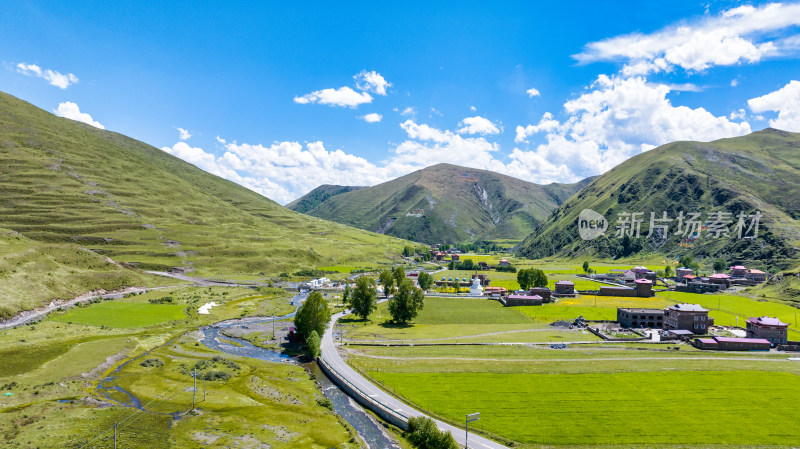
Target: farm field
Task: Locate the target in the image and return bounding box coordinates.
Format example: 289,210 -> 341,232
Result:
342,296 -> 600,342
51,301 -> 186,328
368,369 -> 800,447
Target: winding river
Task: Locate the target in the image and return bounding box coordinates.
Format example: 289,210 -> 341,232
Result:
95,291 -> 400,448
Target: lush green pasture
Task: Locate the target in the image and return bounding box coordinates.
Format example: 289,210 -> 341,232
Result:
518,294 -> 673,322
52,301 -> 186,328
343,297 -> 600,342
370,370 -> 800,447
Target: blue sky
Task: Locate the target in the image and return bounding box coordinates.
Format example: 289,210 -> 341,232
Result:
2,1 -> 800,204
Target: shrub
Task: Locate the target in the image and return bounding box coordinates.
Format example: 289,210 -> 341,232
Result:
139,358 -> 164,368
405,416 -> 458,449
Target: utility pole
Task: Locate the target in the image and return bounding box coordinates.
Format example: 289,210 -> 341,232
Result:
192,368 -> 197,410
114,422 -> 117,449
203,376 -> 206,401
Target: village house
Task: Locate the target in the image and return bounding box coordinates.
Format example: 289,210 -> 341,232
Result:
745,269 -> 767,283
730,265 -> 748,278
634,279 -> 653,297
676,267 -> 693,282
553,280 -> 576,297
498,259 -> 511,267
451,254 -> 460,262
663,303 -> 713,335
483,286 -> 507,297
708,273 -> 732,289
478,261 -> 490,270
529,287 -> 552,302
694,336 -> 771,351
617,308 -> 664,329
502,294 -> 543,306
746,316 -> 789,345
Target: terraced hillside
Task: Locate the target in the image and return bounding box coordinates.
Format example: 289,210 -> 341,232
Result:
0,91 -> 405,315
517,129 -> 800,269
290,163 -> 592,244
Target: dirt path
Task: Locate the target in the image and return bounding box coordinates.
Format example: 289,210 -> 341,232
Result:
347,351 -> 798,363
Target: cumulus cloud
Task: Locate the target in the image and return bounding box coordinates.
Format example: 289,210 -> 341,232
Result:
294,86 -> 372,108
456,116 -> 501,135
16,62 -> 78,89
748,80 -> 800,131
175,127 -> 192,140
513,75 -> 751,180
360,113 -> 383,123
526,87 -> 541,97
53,102 -> 104,129
575,2 -> 800,75
354,70 -> 391,95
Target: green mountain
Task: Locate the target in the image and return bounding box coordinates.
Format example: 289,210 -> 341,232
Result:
0,91 -> 404,317
286,184 -> 364,213
290,163 -> 592,244
516,129 -> 800,270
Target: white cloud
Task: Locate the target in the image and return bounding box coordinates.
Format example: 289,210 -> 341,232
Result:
294,86 -> 372,108
457,116 -> 501,135
16,62 -> 78,89
354,70 -> 391,95
175,127 -> 192,140
748,80 -> 800,131
729,108 -> 747,121
470,105 -> 477,112
515,112 -> 560,143
53,102 -> 104,129
360,113 -> 383,123
513,75 -> 751,180
576,2 -> 800,75
526,87 -> 541,97
731,79 -> 739,87
399,106 -> 416,117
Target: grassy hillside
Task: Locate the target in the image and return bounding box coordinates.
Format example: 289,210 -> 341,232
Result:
286,184 -> 364,213
293,163 -> 591,244
0,91 -> 405,314
516,129 -> 800,270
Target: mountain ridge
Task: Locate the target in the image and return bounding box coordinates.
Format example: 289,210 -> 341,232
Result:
289,162 -> 594,244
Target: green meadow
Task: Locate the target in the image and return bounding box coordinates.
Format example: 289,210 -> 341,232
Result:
369,370 -> 800,447
52,301 -> 186,328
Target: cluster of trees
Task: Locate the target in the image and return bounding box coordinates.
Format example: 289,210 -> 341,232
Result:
517,268 -> 548,290
679,255 -> 702,274
451,241 -> 504,253
405,417 -> 458,449
402,245 -> 430,258
294,291 -> 331,358
614,234 -> 644,259
448,259 -> 476,270
380,267 -> 428,323
495,264 -> 517,273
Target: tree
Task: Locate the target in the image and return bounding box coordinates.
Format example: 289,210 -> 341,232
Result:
294,291 -> 330,340
451,277 -> 460,293
402,246 -> 414,257
678,255 -> 694,268
713,258 -> 727,273
583,261 -> 590,274
392,266 -> 406,288
306,330 -> 321,358
379,270 -> 394,296
342,284 -> 351,307
664,265 -> 672,277
406,416 -> 458,449
351,276 -> 377,320
417,271 -> 433,291
388,279 -> 425,324
517,269 -> 533,290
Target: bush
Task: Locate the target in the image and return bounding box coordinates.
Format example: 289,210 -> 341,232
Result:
139,358 -> 164,368
495,265 -> 517,273
405,416 -> 458,449
203,371 -> 231,381
316,397 -> 334,410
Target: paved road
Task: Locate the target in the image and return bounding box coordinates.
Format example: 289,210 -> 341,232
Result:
321,308 -> 509,449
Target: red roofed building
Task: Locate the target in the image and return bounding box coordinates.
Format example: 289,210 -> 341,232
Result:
498,259 -> 510,267
663,303 -> 713,334
745,269 -> 767,283
746,316 -> 789,345
730,265 -> 748,277
634,279 -> 653,297
708,273 -> 732,288
503,294 -> 543,306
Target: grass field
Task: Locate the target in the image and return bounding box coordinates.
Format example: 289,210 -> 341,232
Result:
343,297 -> 600,342
51,301 -> 186,328
369,370 -> 800,446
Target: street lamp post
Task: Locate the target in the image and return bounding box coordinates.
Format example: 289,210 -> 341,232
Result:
466,412 -> 480,448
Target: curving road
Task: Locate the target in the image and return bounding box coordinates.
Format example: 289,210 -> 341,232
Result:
321,308 -> 509,449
